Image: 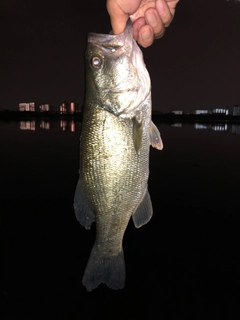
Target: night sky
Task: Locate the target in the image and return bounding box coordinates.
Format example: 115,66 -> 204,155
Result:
1,0 -> 240,113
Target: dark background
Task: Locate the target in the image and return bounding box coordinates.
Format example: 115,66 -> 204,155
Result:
1,120 -> 240,318
1,0 -> 240,317
1,0 -> 240,112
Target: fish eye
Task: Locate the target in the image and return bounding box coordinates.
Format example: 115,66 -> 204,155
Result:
91,56 -> 101,68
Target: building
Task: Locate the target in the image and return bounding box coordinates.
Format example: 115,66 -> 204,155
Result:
19,102 -> 35,112
212,108 -> 229,115
60,101 -> 79,114
69,101 -> 76,114
233,105 -> 240,116
60,102 -> 68,114
195,110 -> 209,115
39,103 -> 50,112
171,110 -> 183,115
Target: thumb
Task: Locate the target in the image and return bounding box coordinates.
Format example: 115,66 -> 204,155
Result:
106,1 -> 129,34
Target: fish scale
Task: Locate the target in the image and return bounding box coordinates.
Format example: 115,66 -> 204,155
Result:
74,20 -> 163,291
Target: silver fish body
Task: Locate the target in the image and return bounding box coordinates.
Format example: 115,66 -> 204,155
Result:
74,21 -> 163,291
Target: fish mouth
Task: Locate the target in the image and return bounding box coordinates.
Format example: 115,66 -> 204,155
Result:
88,20 -> 133,48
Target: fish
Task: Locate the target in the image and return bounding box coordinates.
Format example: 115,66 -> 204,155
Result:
74,20 -> 163,292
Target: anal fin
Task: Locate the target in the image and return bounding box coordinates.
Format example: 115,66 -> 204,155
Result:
74,178 -> 95,229
132,190 -> 153,228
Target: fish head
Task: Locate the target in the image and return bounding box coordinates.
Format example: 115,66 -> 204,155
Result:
85,20 -> 151,117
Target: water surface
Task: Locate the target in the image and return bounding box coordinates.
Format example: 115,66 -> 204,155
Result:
1,119 -> 239,318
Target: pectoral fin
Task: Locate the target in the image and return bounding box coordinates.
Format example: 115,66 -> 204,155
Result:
132,190 -> 153,228
74,176 -> 95,229
150,121 -> 163,150
132,116 -> 143,154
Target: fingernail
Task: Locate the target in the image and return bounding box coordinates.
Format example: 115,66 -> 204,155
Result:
142,29 -> 151,41
147,12 -> 157,27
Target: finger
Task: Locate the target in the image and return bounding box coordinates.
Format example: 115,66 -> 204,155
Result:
165,0 -> 180,16
106,1 -> 129,34
106,0 -> 143,35
110,15 -> 128,34
138,24 -> 155,48
156,0 -> 173,27
132,17 -> 146,41
145,8 -> 165,39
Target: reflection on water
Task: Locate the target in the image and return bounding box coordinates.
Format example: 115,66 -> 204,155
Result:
171,123 -> 182,127
1,119 -> 240,316
194,123 -> 208,130
2,118 -> 240,207
59,119 -> 78,132
40,120 -> 50,130
211,124 -> 228,131
18,118 -> 240,135
194,123 -> 228,131
20,120 -> 36,131
232,124 -> 240,135
19,118 -> 80,132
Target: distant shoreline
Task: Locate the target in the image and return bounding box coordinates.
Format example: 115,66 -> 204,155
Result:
1,110 -> 240,123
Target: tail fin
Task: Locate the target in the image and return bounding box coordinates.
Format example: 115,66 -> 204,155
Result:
82,245 -> 125,291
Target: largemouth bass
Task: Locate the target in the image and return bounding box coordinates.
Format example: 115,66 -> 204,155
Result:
74,20 -> 163,291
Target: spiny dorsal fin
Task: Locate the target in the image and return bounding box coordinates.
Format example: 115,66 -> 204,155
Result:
150,121 -> 163,150
132,116 -> 143,155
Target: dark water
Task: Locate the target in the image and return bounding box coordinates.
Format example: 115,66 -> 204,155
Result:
1,119 -> 240,318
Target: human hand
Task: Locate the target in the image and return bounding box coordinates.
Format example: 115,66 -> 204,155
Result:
106,0 -> 179,48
